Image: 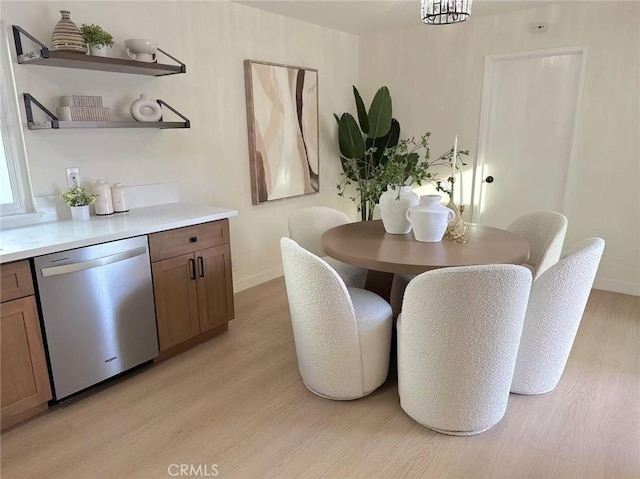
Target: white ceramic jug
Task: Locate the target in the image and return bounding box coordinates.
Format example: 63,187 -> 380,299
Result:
406,195 -> 455,243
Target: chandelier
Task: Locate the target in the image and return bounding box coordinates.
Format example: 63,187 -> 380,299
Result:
421,0 -> 473,25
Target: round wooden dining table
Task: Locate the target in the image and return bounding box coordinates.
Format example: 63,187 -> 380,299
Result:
321,220 -> 530,299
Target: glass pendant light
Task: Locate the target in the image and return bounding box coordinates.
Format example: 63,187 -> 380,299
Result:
421,0 -> 473,25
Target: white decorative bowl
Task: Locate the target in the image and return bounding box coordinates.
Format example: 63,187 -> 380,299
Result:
124,39 -> 157,54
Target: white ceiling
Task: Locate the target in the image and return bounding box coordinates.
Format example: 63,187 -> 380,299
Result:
235,1 -> 555,34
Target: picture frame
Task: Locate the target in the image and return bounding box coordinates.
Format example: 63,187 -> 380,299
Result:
244,60 -> 319,205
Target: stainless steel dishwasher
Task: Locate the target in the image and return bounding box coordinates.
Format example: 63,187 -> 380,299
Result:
34,235 -> 158,400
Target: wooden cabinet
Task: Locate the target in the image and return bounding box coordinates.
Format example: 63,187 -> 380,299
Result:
1,260 -> 52,430
150,220 -> 234,357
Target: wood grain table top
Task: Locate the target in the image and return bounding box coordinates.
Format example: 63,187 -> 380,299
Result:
321,220 -> 530,275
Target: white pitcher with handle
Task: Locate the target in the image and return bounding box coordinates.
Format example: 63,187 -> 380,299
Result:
406,195 -> 456,243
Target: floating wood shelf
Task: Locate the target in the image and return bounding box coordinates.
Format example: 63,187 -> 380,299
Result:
12,25 -> 185,77
23,94 -> 190,130
27,121 -> 189,130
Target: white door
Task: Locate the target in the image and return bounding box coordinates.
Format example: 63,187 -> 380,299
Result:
472,47 -> 586,228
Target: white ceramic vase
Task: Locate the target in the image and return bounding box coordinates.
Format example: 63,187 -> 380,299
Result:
70,205 -> 90,221
130,94 -> 162,122
379,185 -> 419,234
406,195 -> 455,242
89,44 -> 110,57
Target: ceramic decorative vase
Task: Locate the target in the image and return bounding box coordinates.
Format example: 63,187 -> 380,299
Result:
406,195 -> 456,243
89,44 -> 110,57
124,39 -> 158,63
70,205 -> 90,221
379,185 -> 419,234
130,94 -> 162,122
51,10 -> 87,54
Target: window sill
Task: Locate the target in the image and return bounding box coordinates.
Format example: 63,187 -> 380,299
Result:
0,211 -> 47,230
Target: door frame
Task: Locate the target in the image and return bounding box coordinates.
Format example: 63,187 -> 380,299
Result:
470,46 -> 589,222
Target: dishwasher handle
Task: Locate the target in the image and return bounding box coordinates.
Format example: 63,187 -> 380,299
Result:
40,246 -> 148,278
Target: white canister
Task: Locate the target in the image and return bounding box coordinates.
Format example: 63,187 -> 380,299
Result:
92,179 -> 114,215
111,183 -> 129,213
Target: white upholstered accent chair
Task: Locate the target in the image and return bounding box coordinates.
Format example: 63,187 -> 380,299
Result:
390,210 -> 568,317
288,207 -> 367,288
511,238 -> 605,395
397,264 -> 532,435
280,237 -> 393,400
506,211 -> 568,280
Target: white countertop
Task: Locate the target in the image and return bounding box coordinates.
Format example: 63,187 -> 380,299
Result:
0,203 -> 238,264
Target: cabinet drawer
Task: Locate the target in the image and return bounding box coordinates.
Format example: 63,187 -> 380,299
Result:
1,260 -> 34,303
149,220 -> 229,262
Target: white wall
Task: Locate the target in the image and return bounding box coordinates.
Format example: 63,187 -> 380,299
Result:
359,1 -> 640,295
0,1 -> 359,291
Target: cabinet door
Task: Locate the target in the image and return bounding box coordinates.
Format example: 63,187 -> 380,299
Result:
196,244 -> 234,332
1,296 -> 52,428
152,253 -> 200,351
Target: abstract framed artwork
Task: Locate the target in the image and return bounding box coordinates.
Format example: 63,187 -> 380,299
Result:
244,60 -> 319,204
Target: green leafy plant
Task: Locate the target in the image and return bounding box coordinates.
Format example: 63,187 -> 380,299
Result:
377,134 -> 434,196
80,24 -> 114,47
335,86 -> 400,221
61,185 -> 97,207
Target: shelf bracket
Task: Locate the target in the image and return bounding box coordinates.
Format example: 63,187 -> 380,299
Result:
158,99 -> 190,128
23,93 -> 59,129
156,48 -> 187,75
12,25 -> 49,62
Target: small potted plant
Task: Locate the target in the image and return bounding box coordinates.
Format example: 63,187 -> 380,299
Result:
61,182 -> 97,221
80,23 -> 114,57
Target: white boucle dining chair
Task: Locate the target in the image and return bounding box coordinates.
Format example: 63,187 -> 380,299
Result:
288,207 -> 367,288
280,237 -> 393,400
511,238 -> 605,395
397,264 -> 532,435
389,210 -> 568,317
506,211 -> 568,280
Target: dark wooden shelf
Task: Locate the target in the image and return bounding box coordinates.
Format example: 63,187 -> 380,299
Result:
18,50 -> 185,76
12,25 -> 186,77
27,120 -> 189,130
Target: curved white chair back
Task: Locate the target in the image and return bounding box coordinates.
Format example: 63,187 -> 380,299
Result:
288,207 -> 351,257
511,238 -> 605,395
507,211 -> 568,280
280,237 -> 391,400
398,264 -> 532,435
288,207 -> 367,288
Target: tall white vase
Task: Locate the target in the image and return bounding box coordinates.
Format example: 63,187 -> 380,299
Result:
379,185 -> 419,234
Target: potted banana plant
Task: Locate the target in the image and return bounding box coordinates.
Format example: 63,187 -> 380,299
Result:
335,86 -> 400,221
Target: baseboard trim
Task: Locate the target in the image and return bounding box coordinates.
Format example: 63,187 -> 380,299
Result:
594,277 -> 640,296
233,265 -> 284,293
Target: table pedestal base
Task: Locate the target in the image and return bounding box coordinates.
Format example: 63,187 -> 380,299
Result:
365,270 -> 394,303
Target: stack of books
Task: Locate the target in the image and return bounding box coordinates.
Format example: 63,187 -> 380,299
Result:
57,95 -> 110,122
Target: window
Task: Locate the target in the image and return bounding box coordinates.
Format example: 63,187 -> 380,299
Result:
0,22 -> 35,225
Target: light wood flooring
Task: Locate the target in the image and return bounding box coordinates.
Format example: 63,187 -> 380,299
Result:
1,278 -> 639,478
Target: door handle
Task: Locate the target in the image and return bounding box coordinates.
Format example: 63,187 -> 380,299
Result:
485,175 -> 494,183
197,256 -> 205,278
40,247 -> 147,277
189,258 -> 196,280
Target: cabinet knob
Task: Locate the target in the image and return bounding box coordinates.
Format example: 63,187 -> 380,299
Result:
485,176 -> 494,184
189,236 -> 198,243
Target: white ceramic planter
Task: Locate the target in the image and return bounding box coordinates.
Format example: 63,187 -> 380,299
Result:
89,44 -> 110,57
70,205 -> 90,221
406,195 -> 455,242
379,186 -> 419,234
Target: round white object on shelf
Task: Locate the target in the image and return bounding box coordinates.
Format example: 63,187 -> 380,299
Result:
130,94 -> 162,122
